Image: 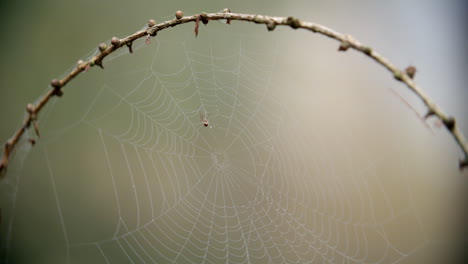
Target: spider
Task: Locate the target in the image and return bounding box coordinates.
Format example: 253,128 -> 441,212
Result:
200,111 -> 209,127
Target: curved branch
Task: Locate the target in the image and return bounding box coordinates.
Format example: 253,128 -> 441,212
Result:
1,11 -> 467,176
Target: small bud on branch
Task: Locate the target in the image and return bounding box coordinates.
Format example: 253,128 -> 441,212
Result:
50,79 -> 61,89
148,19 -> 156,27
98,43 -> 107,52
286,16 -> 301,29
50,79 -> 63,96
405,65 -> 417,79
394,71 -> 403,81
26,104 -> 34,114
338,41 -> 350,51
175,10 -> 183,20
200,13 -> 209,25
111,37 -> 120,47
266,21 -> 276,31
443,117 -> 455,131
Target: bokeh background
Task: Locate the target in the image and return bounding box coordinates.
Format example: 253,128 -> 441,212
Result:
1,0 -> 467,263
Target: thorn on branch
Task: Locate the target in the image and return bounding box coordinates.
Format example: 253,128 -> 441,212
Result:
126,42 -> 133,53
145,34 -> 151,45
95,61 -> 104,69
33,121 -> 40,138
405,65 -> 417,79
194,16 -> 200,37
460,159 -> 468,170
266,20 -> 276,31
443,116 -> 455,131
286,16 -> 301,29
175,10 -> 183,20
200,13 -> 209,25
338,41 -> 350,51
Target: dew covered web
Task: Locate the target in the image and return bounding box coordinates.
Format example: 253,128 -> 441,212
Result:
1,22 -> 455,264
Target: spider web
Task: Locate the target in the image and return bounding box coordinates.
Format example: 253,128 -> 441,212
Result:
0,23 -> 461,264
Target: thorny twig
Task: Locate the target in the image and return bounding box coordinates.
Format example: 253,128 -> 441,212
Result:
1,10 -> 467,176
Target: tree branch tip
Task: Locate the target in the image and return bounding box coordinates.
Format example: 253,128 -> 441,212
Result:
286,16 -> 301,29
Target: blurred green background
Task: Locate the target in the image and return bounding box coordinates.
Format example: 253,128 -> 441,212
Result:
1,0 -> 467,263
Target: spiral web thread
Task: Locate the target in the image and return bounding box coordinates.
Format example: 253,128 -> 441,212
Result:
1,29 -> 432,264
